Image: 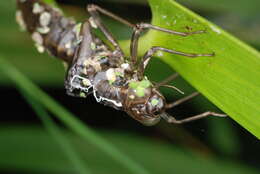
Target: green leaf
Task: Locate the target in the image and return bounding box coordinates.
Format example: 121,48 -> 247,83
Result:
0,125 -> 259,174
43,0 -> 57,7
121,0 -> 260,138
179,0 -> 260,17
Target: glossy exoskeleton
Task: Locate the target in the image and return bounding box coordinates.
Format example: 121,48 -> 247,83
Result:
16,0 -> 226,125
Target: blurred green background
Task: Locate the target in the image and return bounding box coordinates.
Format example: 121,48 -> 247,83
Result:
0,0 -> 259,174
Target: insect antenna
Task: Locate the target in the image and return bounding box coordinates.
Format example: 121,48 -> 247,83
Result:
154,73 -> 179,87
153,73 -> 183,94
156,84 -> 184,94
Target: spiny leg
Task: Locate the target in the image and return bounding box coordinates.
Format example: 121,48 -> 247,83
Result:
166,92 -> 200,108
65,21 -> 95,97
138,23 -> 206,36
138,46 -> 214,79
76,21 -> 96,59
161,92 -> 227,124
87,4 -> 134,52
160,112 -> 226,124
87,4 -> 134,27
130,23 -> 207,66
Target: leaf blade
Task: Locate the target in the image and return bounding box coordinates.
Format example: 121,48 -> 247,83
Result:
135,0 -> 260,138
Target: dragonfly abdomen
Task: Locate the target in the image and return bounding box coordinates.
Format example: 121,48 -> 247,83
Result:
16,0 -> 80,63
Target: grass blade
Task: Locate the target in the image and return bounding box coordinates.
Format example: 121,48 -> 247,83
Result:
21,90 -> 92,174
0,56 -> 150,174
1,125 -> 259,174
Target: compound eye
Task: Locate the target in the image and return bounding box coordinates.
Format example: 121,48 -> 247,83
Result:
150,97 -> 163,107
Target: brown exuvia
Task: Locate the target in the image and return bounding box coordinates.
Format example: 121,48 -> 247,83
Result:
16,0 -> 226,125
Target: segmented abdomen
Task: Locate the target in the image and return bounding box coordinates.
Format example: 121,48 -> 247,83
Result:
16,0 -> 80,63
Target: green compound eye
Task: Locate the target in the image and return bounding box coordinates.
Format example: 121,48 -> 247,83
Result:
151,98 -> 159,106
129,81 -> 138,89
129,79 -> 151,89
139,80 -> 151,88
129,80 -> 151,97
136,86 -> 145,97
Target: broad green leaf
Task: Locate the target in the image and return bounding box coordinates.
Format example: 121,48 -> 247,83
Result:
179,0 -> 260,17
121,0 -> 260,138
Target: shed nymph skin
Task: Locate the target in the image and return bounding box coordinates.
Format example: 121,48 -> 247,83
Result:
16,0 -> 226,126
